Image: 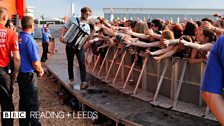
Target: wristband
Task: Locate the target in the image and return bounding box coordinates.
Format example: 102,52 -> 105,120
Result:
169,40 -> 173,45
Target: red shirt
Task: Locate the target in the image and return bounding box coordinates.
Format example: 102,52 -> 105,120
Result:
0,24 -> 19,67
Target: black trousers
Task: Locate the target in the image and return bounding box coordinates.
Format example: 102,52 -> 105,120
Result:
41,43 -> 48,62
66,45 -> 86,82
0,67 -> 14,126
17,72 -> 41,126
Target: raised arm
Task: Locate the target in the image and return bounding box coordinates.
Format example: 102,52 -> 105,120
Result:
125,29 -> 150,40
97,16 -> 112,28
163,39 -> 180,47
100,24 -> 118,37
202,21 -> 224,34
125,40 -> 161,48
154,45 -> 179,62
150,32 -> 161,40
150,45 -> 174,56
180,39 -> 213,51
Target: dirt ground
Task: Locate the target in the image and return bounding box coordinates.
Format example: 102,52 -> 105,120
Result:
1,40 -> 94,126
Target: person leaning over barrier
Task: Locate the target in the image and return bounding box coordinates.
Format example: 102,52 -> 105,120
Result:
201,35 -> 224,125
151,21 -> 198,62
164,27 -> 216,59
17,16 -> 44,126
187,28 -> 216,64
0,7 -> 21,126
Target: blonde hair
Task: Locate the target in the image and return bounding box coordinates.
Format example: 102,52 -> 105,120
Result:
162,30 -> 174,40
134,22 -> 149,35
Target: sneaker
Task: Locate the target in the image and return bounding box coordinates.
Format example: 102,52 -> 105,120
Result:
68,80 -> 74,86
80,82 -> 89,90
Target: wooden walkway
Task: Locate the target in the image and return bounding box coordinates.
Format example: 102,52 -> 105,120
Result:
45,40 -> 219,126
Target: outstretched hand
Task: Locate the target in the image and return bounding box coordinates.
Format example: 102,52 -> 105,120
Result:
94,24 -> 101,32
99,24 -> 106,29
153,56 -> 162,62
163,39 -> 171,47
145,49 -> 152,55
124,28 -> 133,35
202,21 -> 214,30
179,38 -> 189,46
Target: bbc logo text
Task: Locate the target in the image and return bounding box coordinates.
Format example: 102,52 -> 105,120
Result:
3,111 -> 26,119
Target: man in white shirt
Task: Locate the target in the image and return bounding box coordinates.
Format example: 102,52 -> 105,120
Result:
60,7 -> 92,89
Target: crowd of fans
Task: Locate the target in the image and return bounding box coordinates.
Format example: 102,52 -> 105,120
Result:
83,14 -> 224,125
84,15 -> 224,65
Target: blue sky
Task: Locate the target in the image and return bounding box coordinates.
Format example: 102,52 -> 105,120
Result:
26,0 -> 224,18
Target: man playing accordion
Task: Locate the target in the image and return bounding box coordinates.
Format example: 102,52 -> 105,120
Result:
60,7 -> 93,89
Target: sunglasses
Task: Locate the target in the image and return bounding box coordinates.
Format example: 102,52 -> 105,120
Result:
84,12 -> 91,16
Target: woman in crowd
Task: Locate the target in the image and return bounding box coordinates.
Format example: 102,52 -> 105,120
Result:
153,21 -> 198,62
188,28 -> 216,63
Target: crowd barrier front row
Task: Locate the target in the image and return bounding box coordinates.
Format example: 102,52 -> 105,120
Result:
85,46 -> 221,120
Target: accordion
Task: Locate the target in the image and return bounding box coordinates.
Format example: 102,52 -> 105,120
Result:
63,22 -> 89,50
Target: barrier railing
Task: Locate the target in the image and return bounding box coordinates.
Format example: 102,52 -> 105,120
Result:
86,46 -> 213,118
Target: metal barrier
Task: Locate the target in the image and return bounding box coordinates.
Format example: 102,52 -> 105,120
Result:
105,48 -> 119,80
97,48 -> 110,76
87,46 -> 215,118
